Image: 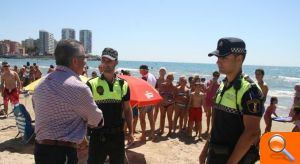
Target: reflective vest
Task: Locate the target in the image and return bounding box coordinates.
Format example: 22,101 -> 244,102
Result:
214,74 -> 258,114
88,77 -> 129,103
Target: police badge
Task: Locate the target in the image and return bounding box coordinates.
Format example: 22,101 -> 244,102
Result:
246,99 -> 260,114
97,86 -> 104,95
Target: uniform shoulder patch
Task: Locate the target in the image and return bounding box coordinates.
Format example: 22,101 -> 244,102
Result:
246,99 -> 261,114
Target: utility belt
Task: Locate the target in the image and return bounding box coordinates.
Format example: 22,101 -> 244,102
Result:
88,126 -> 123,135
208,143 -> 231,156
208,143 -> 259,164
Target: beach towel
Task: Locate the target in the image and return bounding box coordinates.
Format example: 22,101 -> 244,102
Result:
13,103 -> 34,143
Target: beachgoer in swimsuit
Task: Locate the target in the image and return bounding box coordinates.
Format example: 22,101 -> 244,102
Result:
188,82 -> 205,138
173,75 -> 190,133
23,65 -> 30,87
29,65 -> 35,83
188,76 -> 194,89
154,67 -> 166,126
191,74 -> 200,92
264,97 -> 278,133
159,73 -> 176,135
255,69 -> 269,103
204,71 -> 220,134
0,62 -> 21,116
34,65 -> 42,80
47,65 -> 55,74
291,83 -> 300,132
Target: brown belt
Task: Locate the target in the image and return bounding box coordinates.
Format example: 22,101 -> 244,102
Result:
36,139 -> 77,148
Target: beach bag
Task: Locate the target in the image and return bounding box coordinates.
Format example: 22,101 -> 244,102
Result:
13,103 -> 35,143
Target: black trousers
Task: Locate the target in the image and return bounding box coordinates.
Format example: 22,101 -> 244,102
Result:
34,142 -> 77,164
88,132 -> 125,164
207,150 -> 230,164
207,147 -> 258,164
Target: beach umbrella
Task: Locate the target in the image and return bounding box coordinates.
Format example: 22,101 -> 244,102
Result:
118,75 -> 162,107
23,75 -> 89,92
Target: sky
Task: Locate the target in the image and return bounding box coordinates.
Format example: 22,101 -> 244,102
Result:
1,0 -> 299,66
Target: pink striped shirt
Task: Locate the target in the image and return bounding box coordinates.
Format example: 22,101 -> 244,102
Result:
33,66 -> 103,144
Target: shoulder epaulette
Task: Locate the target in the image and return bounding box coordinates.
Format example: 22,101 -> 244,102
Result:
87,76 -> 99,83
242,74 -> 255,84
118,78 -> 125,88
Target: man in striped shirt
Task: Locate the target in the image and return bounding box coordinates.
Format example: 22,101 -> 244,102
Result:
33,40 -> 103,164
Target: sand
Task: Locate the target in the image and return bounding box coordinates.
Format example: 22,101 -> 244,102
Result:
0,94 -> 294,164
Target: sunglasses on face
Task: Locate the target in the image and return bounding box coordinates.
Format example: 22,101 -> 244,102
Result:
76,54 -> 88,59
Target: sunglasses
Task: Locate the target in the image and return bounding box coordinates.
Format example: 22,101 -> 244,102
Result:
76,55 -> 88,59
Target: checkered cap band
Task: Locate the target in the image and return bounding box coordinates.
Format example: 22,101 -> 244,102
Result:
231,48 -> 246,54
102,48 -> 118,60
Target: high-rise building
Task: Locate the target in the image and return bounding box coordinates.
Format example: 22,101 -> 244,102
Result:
23,38 -> 35,49
22,38 -> 38,55
0,41 -> 9,55
80,30 -> 92,53
39,30 -> 55,55
0,40 -> 24,55
62,28 -> 75,40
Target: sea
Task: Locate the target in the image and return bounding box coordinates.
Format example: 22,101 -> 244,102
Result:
2,58 -> 300,116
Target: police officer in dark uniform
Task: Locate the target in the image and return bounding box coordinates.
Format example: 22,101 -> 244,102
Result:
87,48 -> 134,164
199,37 -> 264,164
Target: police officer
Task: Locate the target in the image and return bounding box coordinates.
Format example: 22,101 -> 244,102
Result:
87,48 -> 134,164
199,37 -> 264,164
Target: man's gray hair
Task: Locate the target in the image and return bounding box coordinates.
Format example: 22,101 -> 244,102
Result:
55,39 -> 83,67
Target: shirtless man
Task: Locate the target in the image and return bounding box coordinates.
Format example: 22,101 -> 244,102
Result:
159,73 -> 176,136
34,65 -> 42,80
154,67 -> 166,124
255,69 -> 269,103
173,75 -> 190,133
188,76 -> 194,87
191,74 -> 200,92
1,62 -> 21,115
188,82 -> 205,138
47,65 -> 55,74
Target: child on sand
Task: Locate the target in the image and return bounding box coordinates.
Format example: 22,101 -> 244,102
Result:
188,82 -> 205,138
264,97 -> 278,133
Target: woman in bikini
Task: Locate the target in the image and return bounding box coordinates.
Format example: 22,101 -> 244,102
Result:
173,75 -> 190,133
158,73 -> 176,135
154,67 -> 167,124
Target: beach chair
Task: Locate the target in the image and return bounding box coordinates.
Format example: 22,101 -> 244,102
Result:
13,103 -> 35,144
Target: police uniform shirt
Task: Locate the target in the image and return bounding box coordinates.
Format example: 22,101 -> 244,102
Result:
210,72 -> 264,151
87,74 -> 130,128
